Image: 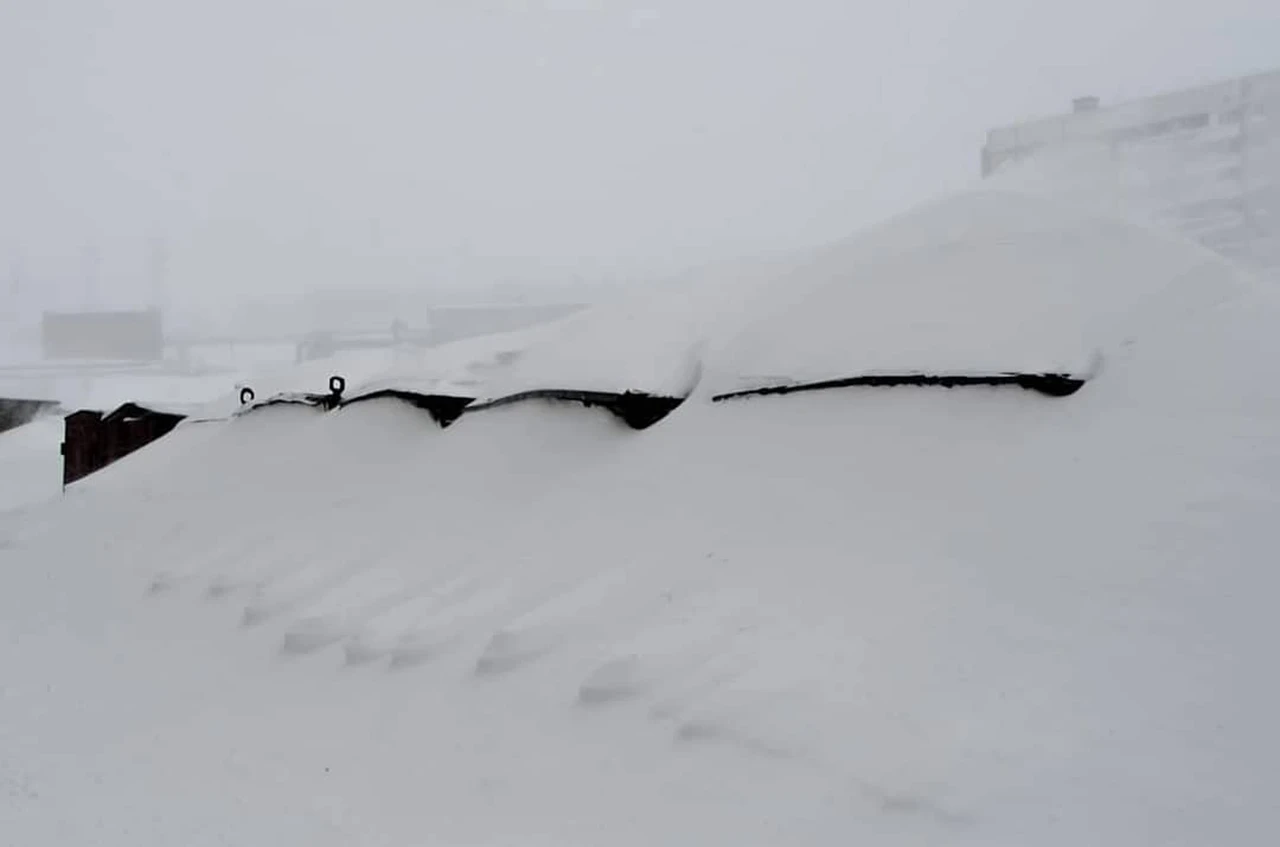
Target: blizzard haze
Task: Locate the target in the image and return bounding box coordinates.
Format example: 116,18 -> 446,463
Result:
4,3 -> 1280,844
2,0 -> 1278,320
3,185 -> 1280,844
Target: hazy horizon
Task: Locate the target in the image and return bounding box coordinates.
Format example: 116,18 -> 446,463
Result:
2,0 -> 1277,321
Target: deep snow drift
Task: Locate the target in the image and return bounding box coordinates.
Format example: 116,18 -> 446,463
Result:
3,189 -> 1279,845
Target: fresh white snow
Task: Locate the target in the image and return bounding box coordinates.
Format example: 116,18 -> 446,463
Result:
3,187 -> 1279,845
0,415 -> 63,512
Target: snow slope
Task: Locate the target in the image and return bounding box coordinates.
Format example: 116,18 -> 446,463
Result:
3,189 -> 1279,845
704,189 -> 1218,393
0,415 -> 62,512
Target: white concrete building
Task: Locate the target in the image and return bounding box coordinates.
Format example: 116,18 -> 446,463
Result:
983,70 -> 1280,279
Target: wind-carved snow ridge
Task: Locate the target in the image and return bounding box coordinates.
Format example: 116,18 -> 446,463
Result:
386,577 -> 519,669
568,585 -> 759,707
472,565 -> 684,677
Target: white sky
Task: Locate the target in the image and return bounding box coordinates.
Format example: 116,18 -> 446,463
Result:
1,0 -> 1277,314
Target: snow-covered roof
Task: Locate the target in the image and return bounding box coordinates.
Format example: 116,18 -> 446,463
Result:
470,291 -> 709,402
189,188 -> 1238,423
702,189 -> 1237,397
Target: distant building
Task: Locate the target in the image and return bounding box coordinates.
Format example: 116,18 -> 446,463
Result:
982,69 -> 1280,279
41,309 -> 165,362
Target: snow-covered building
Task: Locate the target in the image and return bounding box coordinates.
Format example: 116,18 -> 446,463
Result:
982,69 -> 1280,280
4,187 -> 1279,844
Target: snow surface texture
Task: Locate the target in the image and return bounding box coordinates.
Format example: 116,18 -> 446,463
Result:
3,188 -> 1279,845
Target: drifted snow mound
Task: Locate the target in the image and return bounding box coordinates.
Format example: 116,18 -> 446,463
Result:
469,289 -> 710,405
341,323 -> 556,403
205,188 -> 1220,421
186,323 -> 562,421
3,188 -> 1280,846
704,188 -> 1238,395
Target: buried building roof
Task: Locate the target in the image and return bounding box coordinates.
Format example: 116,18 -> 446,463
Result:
701,188 -> 1247,399
148,189 -> 1265,433
404,189 -> 1249,411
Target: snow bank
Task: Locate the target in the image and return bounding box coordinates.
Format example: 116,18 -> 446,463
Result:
3,188 -> 1278,845
342,323 -> 560,403
332,188 -> 1248,408
470,290 -> 712,401
703,188 -> 1236,395
0,415 -> 63,512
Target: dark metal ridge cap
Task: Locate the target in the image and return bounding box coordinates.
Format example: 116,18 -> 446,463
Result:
339,390 -> 475,428
712,372 -> 1087,402
101,401 -> 190,423
465,389 -> 686,429
235,393 -> 333,415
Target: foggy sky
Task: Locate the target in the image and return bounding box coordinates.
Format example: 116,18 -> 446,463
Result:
2,0 -> 1277,317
